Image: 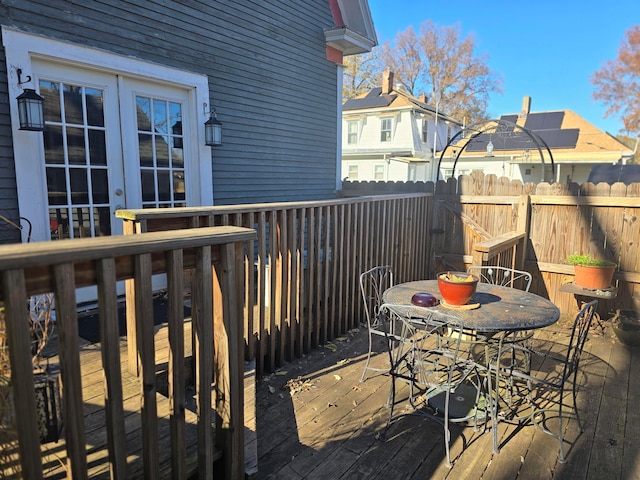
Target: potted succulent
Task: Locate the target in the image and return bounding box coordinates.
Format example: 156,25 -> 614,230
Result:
437,271 -> 479,306
566,254 -> 617,290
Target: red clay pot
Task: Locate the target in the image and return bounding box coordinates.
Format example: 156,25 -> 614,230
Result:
573,264 -> 616,290
437,272 -> 479,306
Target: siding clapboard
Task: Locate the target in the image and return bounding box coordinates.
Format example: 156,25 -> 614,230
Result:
0,0 -> 339,238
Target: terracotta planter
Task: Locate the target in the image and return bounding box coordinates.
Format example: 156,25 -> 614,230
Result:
437,272 -> 479,306
573,263 -> 616,290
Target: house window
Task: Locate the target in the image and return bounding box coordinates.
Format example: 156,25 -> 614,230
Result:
380,118 -> 392,142
347,121 -> 358,144
422,119 -> 429,143
374,164 -> 385,180
348,164 -> 358,180
442,168 -> 470,180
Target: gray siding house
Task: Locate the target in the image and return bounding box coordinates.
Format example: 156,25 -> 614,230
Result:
0,0 -> 377,244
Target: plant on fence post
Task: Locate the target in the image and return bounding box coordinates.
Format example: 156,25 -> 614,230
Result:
566,254 -> 617,290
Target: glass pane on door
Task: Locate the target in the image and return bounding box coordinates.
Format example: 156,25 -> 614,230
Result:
136,96 -> 186,208
41,80 -> 111,239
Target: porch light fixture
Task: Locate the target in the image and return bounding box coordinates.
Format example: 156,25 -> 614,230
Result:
486,140 -> 494,157
17,88 -> 45,132
204,109 -> 222,146
16,68 -> 45,132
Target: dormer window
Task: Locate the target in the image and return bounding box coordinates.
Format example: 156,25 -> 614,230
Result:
381,118 -> 392,142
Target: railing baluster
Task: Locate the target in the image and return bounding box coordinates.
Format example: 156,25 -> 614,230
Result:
166,249 -> 186,479
53,262 -> 88,479
193,245 -> 213,478
97,257 -> 128,479
134,253 -> 160,479
2,269 -> 42,480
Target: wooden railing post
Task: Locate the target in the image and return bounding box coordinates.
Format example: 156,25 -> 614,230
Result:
214,241 -> 246,478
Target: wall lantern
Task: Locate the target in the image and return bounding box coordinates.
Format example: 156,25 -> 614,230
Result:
486,140 -> 494,157
16,69 -> 45,131
204,109 -> 222,146
17,88 -> 45,132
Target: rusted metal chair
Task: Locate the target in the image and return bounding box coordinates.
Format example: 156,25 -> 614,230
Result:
489,300 -> 598,462
359,265 -> 394,382
380,303 -> 487,467
467,266 -> 532,292
467,265 -> 534,377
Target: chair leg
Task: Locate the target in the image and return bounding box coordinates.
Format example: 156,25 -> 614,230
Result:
359,329 -> 374,382
557,399 -> 566,463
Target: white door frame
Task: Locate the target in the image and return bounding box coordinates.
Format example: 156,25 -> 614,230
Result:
2,27 -> 213,243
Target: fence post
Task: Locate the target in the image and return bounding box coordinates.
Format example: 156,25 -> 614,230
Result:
515,194 -> 531,271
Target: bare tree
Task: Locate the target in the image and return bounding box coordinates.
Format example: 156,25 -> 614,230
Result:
342,51 -> 380,100
379,26 -> 423,94
377,21 -> 502,125
591,25 -> 640,135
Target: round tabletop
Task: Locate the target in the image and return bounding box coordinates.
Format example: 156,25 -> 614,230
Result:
382,280 -> 560,332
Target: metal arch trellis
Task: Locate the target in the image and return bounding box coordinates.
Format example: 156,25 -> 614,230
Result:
436,119 -> 555,182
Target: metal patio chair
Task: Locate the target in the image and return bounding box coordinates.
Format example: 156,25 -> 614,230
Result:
467,265 -> 534,372
380,303 -> 487,467
359,265 -> 395,382
489,300 -> 598,462
467,265 -> 532,292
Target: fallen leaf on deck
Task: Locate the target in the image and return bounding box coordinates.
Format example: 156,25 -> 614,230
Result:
285,376 -> 315,396
325,342 -> 337,352
336,336 -> 347,341
334,374 -> 341,380
275,370 -> 288,376
268,386 -> 276,394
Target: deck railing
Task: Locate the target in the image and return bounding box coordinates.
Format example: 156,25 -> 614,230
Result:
116,193 -> 432,374
0,226 -> 255,479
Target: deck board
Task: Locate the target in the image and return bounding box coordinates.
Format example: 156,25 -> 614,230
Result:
254,318 -> 638,480
6,309 -> 635,479
36,321 -> 202,479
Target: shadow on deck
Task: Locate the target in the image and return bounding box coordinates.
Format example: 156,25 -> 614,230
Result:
254,317 -> 640,480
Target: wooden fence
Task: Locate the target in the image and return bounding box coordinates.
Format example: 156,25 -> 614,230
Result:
345,173 -> 640,316
0,226 -> 254,479
116,194 -> 431,375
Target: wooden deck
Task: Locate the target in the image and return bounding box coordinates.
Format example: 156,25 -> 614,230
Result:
4,310 -> 636,479
30,321 -> 203,479
254,314 -> 640,480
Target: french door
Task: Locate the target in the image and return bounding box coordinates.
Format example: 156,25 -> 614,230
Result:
31,63 -> 196,304
35,62 -> 192,240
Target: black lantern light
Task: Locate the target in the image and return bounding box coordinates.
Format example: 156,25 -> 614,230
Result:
204,109 -> 222,146
17,88 -> 45,132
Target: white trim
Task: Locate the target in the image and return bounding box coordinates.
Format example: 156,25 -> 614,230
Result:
2,27 -> 213,241
336,62 -> 343,191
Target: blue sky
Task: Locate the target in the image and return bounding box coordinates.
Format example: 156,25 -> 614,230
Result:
366,0 -> 639,134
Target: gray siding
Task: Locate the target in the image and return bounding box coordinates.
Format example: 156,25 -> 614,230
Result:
0,0 -> 339,221
0,49 -> 20,244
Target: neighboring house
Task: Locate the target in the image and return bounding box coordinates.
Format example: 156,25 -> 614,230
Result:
441,96 -> 634,184
341,71 -> 463,183
1,1 -> 377,246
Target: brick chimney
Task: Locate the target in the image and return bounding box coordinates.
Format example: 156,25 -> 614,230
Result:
382,70 -> 394,94
521,95 -> 531,117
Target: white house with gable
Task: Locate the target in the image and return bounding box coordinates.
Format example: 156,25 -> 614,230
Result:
341,71 -> 463,183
